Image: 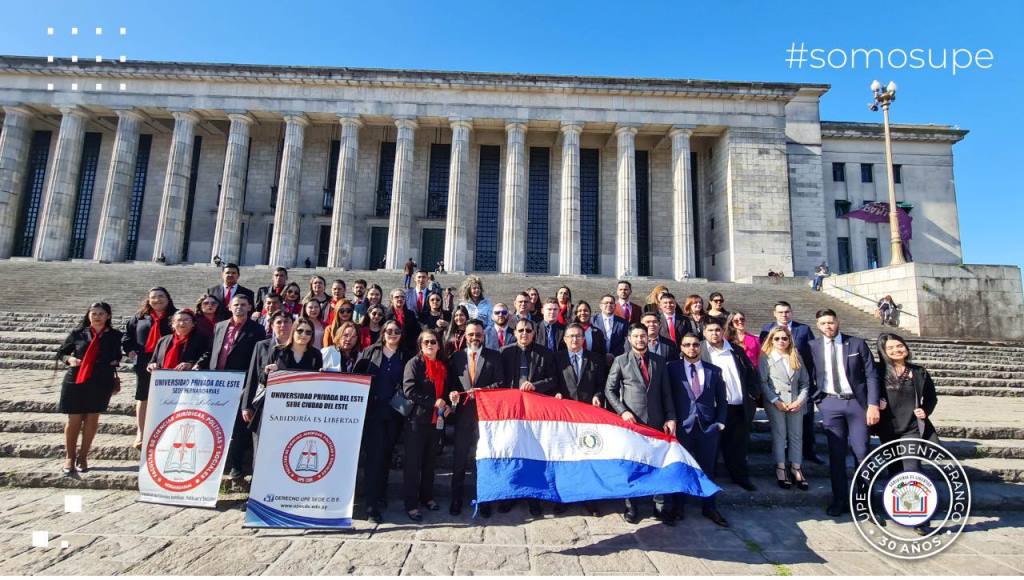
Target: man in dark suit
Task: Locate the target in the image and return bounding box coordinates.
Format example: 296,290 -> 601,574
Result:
385,288 -> 420,354
670,332 -> 729,526
404,270 -> 432,313
809,309 -> 880,517
642,312 -> 680,362
596,294 -> 629,364
241,312 -> 293,452
254,266 -> 288,310
446,319 -> 505,517
613,280 -> 642,324
511,292 -> 533,325
605,324 -> 677,526
484,303 -> 514,350
206,294 -> 266,480
500,318 -> 558,517
535,300 -> 565,351
657,292 -> 687,347
206,263 -> 255,321
759,301 -> 822,464
700,320 -> 759,491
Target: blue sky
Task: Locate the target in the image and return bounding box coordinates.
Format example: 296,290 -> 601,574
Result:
2,0 -> 1020,269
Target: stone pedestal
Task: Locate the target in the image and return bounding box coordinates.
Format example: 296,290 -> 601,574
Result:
499,122 -> 527,274
384,117 -> 417,270
326,116 -> 362,269
558,122 -> 583,276
93,110 -> 145,263
151,110 -> 199,264
0,106 -> 34,259
443,118 -> 472,274
615,125 -> 638,278
210,112 -> 254,265
268,114 -> 308,267
670,126 -> 695,281
34,106 -> 89,261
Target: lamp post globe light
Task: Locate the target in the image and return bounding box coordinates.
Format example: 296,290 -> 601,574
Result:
870,79 -> 905,265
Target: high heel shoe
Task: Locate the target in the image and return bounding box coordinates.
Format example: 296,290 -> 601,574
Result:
61,458 -> 75,476
75,457 -> 89,473
776,466 -> 792,489
791,466 -> 808,491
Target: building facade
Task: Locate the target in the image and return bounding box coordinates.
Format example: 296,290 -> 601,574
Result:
0,56 -> 967,280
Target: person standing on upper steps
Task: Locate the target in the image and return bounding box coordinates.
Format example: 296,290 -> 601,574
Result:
122,287 -> 176,450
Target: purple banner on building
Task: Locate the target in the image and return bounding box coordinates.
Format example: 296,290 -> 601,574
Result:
844,202 -> 913,261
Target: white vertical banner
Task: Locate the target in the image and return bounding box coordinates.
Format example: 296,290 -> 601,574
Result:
138,369 -> 245,507
244,371 -> 370,528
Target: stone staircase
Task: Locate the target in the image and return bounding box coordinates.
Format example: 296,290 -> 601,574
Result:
0,260 -> 1021,510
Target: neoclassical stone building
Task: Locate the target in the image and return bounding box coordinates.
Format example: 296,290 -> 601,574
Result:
0,56 -> 967,280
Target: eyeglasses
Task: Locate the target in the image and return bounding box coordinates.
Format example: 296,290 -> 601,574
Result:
392,296 -> 405,301
680,343 -> 701,348
421,339 -> 438,346
732,317 -> 745,323
202,301 -> 218,307
384,329 -> 402,335
370,311 -> 384,317
494,310 -> 508,315
516,328 -> 534,334
295,329 -> 314,336
566,334 -> 583,340
338,308 -> 353,314
772,336 -> 790,342
711,298 -> 723,303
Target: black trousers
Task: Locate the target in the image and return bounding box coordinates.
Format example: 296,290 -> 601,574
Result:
720,404 -> 751,482
803,402 -> 817,457
362,406 -> 404,509
403,420 -> 439,511
451,402 -> 478,503
224,406 -> 252,473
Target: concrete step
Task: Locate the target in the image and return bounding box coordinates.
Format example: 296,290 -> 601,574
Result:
920,360 -> 1024,372
0,411 -> 137,436
936,386 -> 1024,398
743,454 -> 1024,483
929,369 -> 1024,380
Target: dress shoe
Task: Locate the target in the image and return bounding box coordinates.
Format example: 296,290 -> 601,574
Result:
733,478 -> 757,492
407,509 -> 423,522
623,509 -> 640,524
479,503 -> 492,518
497,501 -> 514,513
225,467 -> 243,481
366,508 -> 383,524
702,508 -> 729,527
423,500 -> 440,511
654,509 -> 676,527
449,500 -> 462,516
826,503 -> 848,517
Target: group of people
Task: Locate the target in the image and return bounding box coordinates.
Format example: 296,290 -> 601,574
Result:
54,264 -> 938,531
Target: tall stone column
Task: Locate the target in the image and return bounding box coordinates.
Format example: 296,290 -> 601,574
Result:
151,110 -> 199,264
93,109 -> 144,262
499,121 -> 527,274
34,106 -> 89,261
615,125 -> 639,278
384,117 -> 417,270
0,106 -> 34,259
268,114 -> 309,267
210,112 -> 254,265
326,116 -> 362,269
558,122 -> 583,276
443,118 -> 472,273
670,126 -> 696,280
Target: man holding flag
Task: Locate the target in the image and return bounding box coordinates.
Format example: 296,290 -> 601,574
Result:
605,323 -> 678,525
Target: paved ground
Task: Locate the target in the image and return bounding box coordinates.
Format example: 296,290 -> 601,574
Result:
1,488 -> 1022,575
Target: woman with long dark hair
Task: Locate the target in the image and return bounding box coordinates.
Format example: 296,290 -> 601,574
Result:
401,329 -> 452,521
194,293 -> 221,341
418,292 -> 450,332
301,300 -> 326,348
281,282 -> 303,318
122,287 -> 176,449
726,310 -> 761,369
56,302 -> 123,474
359,304 -> 386,349
353,319 -> 409,523
555,286 -> 573,326
443,305 -> 470,358
264,318 -> 324,379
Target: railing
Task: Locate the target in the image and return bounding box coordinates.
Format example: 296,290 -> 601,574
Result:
822,281 -> 918,320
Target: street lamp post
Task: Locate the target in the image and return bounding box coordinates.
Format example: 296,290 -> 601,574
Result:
870,80 -> 905,265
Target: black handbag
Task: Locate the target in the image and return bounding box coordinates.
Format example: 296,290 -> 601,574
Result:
388,388 -> 414,417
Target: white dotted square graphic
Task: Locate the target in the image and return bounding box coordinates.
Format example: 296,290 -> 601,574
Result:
95,27 -> 102,35
120,27 -> 127,35
60,541 -> 69,549
119,83 -> 127,91
47,27 -> 54,36
71,55 -> 78,63
31,531 -> 48,548
71,83 -> 78,91
64,495 -> 82,513
119,55 -> 126,63
95,55 -> 102,63
47,83 -> 54,91
70,27 -> 78,36
47,55 -> 53,63
95,83 -> 102,91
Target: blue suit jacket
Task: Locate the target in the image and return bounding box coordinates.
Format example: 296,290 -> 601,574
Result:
484,325 -> 515,351
594,314 -> 628,357
809,333 -> 880,410
667,360 -> 728,434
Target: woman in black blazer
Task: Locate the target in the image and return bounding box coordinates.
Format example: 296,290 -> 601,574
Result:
147,310 -> 211,375
262,318 -> 325,382
122,287 -> 176,448
56,302 -> 123,474
401,329 -> 452,521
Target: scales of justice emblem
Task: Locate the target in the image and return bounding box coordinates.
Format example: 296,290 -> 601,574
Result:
282,430 -> 336,484
145,409 -> 225,492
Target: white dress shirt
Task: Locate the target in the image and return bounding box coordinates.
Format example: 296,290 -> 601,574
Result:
707,342 -> 743,405
823,332 -> 854,395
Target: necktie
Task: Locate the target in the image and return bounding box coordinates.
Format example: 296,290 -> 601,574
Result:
469,351 -> 477,387
638,355 -> 650,385
417,291 -> 424,311
690,363 -> 701,399
225,285 -> 234,304
547,325 -> 554,347
830,339 -> 843,395
498,329 -> 505,348
624,303 -> 631,320
668,317 -> 676,343
572,352 -> 581,382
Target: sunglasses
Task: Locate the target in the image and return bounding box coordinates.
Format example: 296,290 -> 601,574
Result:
772,336 -> 790,342
384,329 -> 402,335
338,308 -> 353,314
295,329 -> 313,336
516,328 -> 534,334
494,310 -> 508,315
421,339 -> 438,346
711,298 -> 723,303
681,343 -> 701,348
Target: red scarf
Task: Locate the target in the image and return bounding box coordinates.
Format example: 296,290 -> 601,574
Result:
326,299 -> 341,326
557,304 -> 569,325
424,357 -> 447,424
162,333 -> 190,369
75,327 -> 105,384
395,308 -> 405,327
144,311 -> 166,353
